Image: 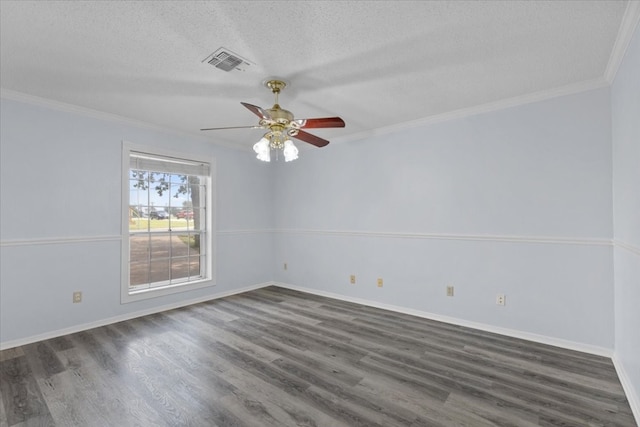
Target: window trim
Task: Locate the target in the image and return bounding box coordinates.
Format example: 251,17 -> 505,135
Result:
121,141 -> 215,304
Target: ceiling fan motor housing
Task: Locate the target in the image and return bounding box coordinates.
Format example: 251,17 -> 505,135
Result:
267,105 -> 294,123
262,104 -> 300,138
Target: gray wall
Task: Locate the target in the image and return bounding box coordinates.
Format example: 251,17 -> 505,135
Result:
612,22 -> 640,415
0,97 -> 275,344
274,87 -> 615,350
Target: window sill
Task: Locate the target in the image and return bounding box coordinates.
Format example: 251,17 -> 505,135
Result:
121,278 -> 214,304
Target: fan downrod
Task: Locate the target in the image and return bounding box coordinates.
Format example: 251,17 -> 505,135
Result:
262,79 -> 293,124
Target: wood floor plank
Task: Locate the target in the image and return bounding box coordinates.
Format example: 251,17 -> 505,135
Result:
350,313 -> 618,380
0,286 -> 636,427
463,345 -> 625,395
0,383 -> 8,427
170,331 -> 349,427
444,392 -> 541,427
0,356 -> 54,426
21,342 -> 65,380
0,349 -> 23,363
271,356 -> 424,426
37,362 -> 123,426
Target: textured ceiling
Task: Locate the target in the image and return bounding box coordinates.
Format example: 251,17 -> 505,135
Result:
0,1 -> 637,150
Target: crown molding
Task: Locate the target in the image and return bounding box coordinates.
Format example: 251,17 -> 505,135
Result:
605,0 -> 640,83
333,77 -> 610,144
0,89 -> 248,152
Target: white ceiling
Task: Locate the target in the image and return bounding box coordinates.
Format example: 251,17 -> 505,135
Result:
1,1 -> 638,150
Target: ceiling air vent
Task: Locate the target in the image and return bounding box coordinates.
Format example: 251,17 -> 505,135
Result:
203,47 -> 253,72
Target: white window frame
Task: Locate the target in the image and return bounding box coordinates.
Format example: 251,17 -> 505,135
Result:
121,141 -> 215,303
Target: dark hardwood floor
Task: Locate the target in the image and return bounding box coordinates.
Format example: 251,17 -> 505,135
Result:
1,286 -> 636,426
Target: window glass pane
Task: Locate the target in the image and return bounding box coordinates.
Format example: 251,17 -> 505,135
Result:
150,259 -> 171,284
130,234 -> 149,262
130,169 -> 148,183
149,234 -> 171,259
191,209 -> 206,231
129,176 -> 150,233
170,173 -> 185,184
129,186 -> 149,207
172,234 -> 194,256
170,182 -> 191,212
130,261 -> 150,287
173,208 -> 194,225
174,255 -> 202,279
190,182 -> 205,209
129,210 -> 149,232
131,219 -> 150,232
191,256 -> 202,278
148,172 -> 171,211
126,150 -> 210,294
149,216 -> 170,231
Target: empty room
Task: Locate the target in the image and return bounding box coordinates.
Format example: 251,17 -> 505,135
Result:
1,1 -> 639,426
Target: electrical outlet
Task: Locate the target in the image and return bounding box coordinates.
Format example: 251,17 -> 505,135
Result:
73,291 -> 82,303
350,275 -> 356,284
284,262 -> 287,270
496,294 -> 506,306
446,285 -> 454,297
377,278 -> 383,287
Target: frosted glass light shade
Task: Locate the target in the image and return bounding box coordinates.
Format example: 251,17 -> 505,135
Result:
283,139 -> 299,162
253,137 -> 271,162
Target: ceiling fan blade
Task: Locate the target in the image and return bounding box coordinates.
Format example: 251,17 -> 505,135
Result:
295,117 -> 345,129
241,102 -> 271,120
200,125 -> 262,131
293,130 -> 330,147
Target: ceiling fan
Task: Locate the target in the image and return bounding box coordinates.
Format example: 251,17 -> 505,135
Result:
201,79 -> 345,161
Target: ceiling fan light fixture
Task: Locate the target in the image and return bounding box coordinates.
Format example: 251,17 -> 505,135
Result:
201,77 -> 345,161
253,136 -> 271,162
283,139 -> 299,162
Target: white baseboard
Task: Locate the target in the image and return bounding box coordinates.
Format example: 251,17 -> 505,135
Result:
272,282 -> 614,358
613,355 -> 640,425
0,279 -> 614,359
0,282 -> 273,351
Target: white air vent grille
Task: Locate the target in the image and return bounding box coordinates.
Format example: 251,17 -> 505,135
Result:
203,48 -> 253,72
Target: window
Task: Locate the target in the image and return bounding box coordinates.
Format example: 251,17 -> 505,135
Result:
122,143 -> 214,303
